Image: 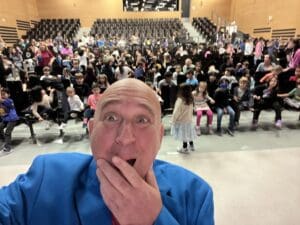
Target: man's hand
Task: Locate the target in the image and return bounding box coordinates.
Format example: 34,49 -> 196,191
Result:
96,156 -> 162,225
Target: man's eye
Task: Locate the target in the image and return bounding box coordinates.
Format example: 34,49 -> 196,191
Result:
136,117 -> 149,124
104,114 -> 119,122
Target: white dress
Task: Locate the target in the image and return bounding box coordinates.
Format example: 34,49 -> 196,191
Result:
171,98 -> 196,142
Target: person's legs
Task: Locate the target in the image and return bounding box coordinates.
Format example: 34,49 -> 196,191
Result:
83,108 -> 95,127
196,110 -> 203,127
273,101 -> 282,128
216,107 -> 223,134
196,110 -> 203,136
235,103 -> 241,125
189,141 -> 195,151
0,122 -> 6,141
3,121 -> 17,151
178,141 -> 189,154
284,98 -> 300,109
206,109 -> 213,134
226,106 -> 235,136
252,102 -> 262,127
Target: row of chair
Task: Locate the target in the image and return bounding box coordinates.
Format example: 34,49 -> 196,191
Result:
26,19 -> 81,41
90,18 -> 188,42
192,17 -> 217,43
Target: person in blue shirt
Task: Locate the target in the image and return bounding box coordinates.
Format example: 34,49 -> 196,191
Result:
0,88 -> 19,152
0,79 -> 214,225
185,69 -> 199,90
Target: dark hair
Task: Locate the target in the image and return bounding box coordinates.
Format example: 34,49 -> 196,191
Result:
164,71 -> 173,78
30,85 -> 43,103
178,83 -> 193,105
118,59 -> 125,75
292,39 -> 300,55
1,88 -> 10,95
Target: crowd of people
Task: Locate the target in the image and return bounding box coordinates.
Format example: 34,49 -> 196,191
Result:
0,32 -> 300,153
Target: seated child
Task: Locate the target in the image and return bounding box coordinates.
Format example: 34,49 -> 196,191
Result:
83,83 -> 102,128
193,81 -> 215,135
66,86 -> 84,120
214,78 -> 235,136
0,88 -> 19,152
231,76 -> 251,126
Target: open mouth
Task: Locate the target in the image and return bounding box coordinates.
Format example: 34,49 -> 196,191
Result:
126,159 -> 136,167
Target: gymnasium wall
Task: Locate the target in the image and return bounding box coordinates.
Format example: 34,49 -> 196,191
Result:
36,0 -> 182,27
0,0 -> 39,43
190,0 -> 232,25
230,0 -> 300,39
0,0 -> 299,41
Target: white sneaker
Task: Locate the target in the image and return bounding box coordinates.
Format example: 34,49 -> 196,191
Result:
207,125 -> 213,135
177,148 -> 189,154
59,123 -> 66,130
195,126 -> 201,136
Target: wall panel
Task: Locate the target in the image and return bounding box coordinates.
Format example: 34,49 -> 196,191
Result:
230,0 -> 299,38
190,0 -> 231,25
36,0 -> 182,27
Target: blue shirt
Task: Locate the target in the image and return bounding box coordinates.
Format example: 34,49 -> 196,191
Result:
186,78 -> 199,86
0,98 -> 19,122
0,153 -> 214,225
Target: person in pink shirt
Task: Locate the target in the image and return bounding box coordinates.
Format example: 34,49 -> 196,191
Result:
288,39 -> 300,69
254,37 -> 264,65
60,42 -> 73,58
36,43 -> 54,68
83,83 -> 102,128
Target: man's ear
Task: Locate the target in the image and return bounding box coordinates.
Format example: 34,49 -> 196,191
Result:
159,124 -> 164,144
88,118 -> 94,136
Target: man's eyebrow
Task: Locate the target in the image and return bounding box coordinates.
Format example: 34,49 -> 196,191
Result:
100,99 -> 156,117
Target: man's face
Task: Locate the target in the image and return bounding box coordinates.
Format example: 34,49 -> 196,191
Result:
89,80 -> 164,179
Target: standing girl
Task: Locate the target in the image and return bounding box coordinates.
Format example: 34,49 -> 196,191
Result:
171,84 -> 196,153
193,82 -> 215,135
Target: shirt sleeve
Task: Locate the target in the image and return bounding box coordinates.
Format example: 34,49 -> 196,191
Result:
288,88 -> 296,97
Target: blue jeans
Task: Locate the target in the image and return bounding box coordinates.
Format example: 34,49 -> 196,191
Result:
216,106 -> 235,131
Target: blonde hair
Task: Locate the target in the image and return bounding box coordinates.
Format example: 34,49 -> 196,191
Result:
272,65 -> 283,74
239,76 -> 249,84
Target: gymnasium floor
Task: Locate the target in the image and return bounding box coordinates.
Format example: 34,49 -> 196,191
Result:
1,110 -> 300,225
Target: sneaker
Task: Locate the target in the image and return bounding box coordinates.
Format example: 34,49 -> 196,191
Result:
251,120 -> 258,130
227,128 -> 234,137
2,146 -> 11,152
195,126 -> 201,136
177,148 -> 189,154
275,120 -> 282,129
70,112 -> 78,118
59,123 -> 66,130
207,125 -> 213,135
189,145 -> 195,151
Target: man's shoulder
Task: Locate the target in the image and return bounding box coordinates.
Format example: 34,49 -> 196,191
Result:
31,153 -> 94,177
154,159 -> 211,191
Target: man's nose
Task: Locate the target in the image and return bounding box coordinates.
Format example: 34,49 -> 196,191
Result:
115,121 -> 136,145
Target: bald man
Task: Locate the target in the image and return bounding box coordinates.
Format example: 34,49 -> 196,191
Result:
0,79 -> 214,225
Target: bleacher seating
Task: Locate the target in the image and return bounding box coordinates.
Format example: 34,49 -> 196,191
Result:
90,18 -> 188,44
26,18 -> 80,41
192,17 -> 217,43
